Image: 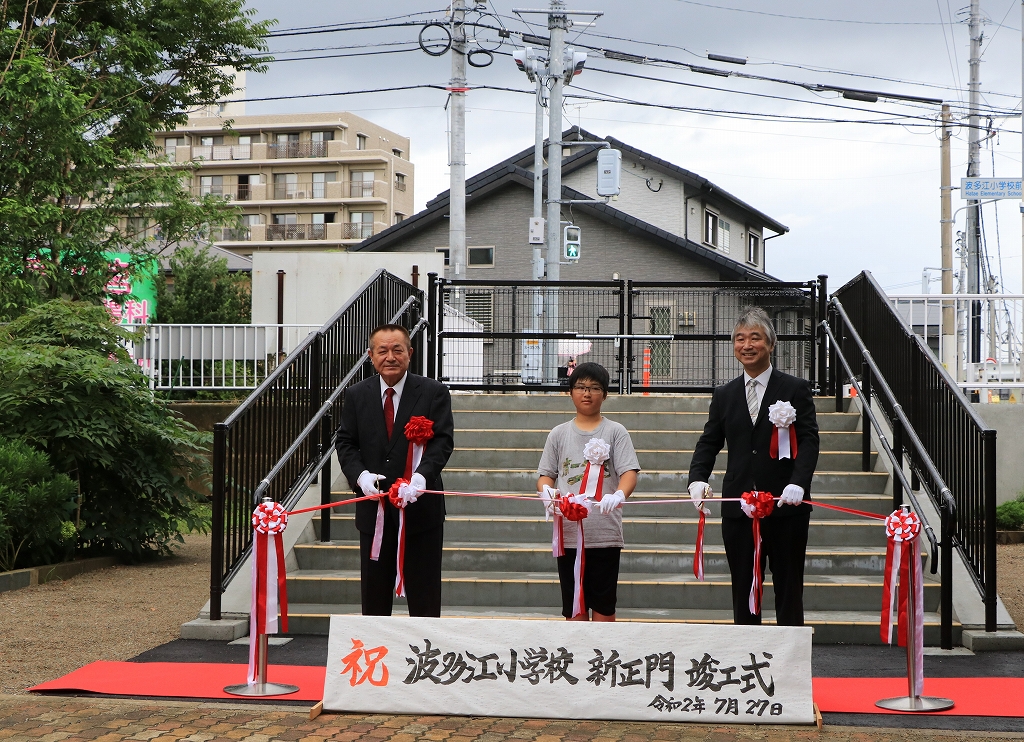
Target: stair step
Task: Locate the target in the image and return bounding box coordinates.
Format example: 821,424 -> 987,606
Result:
450,393 -> 852,415
294,540 -> 900,576
454,429 -> 865,450
283,604 -> 957,645
452,410 -> 860,432
286,570 -> 940,611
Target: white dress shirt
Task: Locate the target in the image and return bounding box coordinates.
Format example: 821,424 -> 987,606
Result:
742,364 -> 773,415
379,372 -> 408,425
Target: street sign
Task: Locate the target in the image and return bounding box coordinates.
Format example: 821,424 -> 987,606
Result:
960,177 -> 1023,200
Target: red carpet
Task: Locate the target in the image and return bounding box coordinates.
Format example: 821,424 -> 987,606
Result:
814,677 -> 1024,716
30,663 -> 1024,717
29,662 -> 325,702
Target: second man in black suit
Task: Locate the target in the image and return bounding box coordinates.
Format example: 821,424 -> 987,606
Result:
687,307 -> 819,626
337,324 -> 454,617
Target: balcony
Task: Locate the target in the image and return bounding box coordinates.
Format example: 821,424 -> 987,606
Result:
343,222 -> 374,240
210,227 -> 251,241
272,182 -> 320,200
192,144 -> 251,161
267,141 -> 328,159
344,180 -> 388,199
194,184 -> 253,201
267,223 -> 327,241
395,181 -> 407,192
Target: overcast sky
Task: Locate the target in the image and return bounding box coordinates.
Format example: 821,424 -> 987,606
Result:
244,0 -> 1023,293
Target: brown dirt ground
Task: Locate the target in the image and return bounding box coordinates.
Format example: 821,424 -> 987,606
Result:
0,533 -> 210,695
997,542 -> 1024,628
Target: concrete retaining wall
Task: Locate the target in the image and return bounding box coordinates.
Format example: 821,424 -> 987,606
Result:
971,403 -> 1024,505
0,556 -> 119,595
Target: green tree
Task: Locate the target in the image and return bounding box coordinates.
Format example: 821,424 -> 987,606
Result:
156,245 -> 251,323
0,436 -> 78,572
0,300 -> 211,560
0,1 -> 271,320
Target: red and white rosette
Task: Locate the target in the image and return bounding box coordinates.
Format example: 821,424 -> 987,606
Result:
551,438 -> 609,557
881,508 -> 924,696
741,490 -> 775,615
768,400 -> 798,459
559,495 -> 591,618
248,500 -> 289,684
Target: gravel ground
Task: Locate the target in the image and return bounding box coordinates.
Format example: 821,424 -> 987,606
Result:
998,542 -> 1024,628
0,533 -> 210,695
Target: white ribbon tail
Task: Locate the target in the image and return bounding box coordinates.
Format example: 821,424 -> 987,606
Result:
885,540 -> 902,644
912,538 -> 924,696
778,425 -> 792,459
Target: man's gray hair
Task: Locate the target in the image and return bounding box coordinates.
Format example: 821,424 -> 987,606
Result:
732,306 -> 776,346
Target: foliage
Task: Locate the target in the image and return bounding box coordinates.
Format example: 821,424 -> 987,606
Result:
0,1 -> 272,320
996,493 -> 1024,531
0,300 -> 212,559
156,245 -> 251,323
0,436 -> 78,572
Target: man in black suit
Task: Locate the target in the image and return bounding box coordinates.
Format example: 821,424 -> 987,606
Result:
337,324 -> 454,617
687,307 -> 819,626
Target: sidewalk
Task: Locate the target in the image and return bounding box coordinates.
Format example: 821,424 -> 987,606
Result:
4,695 -> 1024,742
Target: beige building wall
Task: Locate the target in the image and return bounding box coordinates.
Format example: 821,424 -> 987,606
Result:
155,112 -> 414,255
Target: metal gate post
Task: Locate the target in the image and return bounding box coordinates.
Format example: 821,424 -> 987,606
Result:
817,274 -> 828,393
426,273 -> 438,379
624,280 -> 634,394
617,279 -> 627,394
861,360 -> 872,472
210,423 -> 226,621
984,429 -> 997,632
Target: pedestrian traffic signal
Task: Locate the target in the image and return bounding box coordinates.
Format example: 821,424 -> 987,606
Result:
563,225 -> 581,261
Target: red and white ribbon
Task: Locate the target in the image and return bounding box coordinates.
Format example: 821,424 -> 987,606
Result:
558,496 -> 590,618
693,485 -> 712,581
248,501 -> 289,685
768,400 -> 798,459
742,490 -> 775,615
388,416 -> 435,598
579,437 -> 611,502
881,508 -> 924,696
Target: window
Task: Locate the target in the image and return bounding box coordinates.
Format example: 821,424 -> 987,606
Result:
238,135 -> 252,146
350,170 -> 375,197
273,213 -> 297,225
436,247 -> 450,266
276,133 -> 299,144
311,131 -> 334,142
394,172 -> 407,191
311,212 -> 335,224
242,214 -> 263,227
199,175 -> 223,196
127,216 -> 148,236
704,209 -> 718,247
468,246 -> 494,267
747,232 -> 760,265
312,171 -> 336,198
164,137 -> 185,158
349,211 -> 374,224
465,293 -> 494,332
273,172 -> 298,199
392,148 -> 403,158
200,136 -> 224,146
394,213 -> 405,224
718,218 -> 731,254
356,134 -> 368,150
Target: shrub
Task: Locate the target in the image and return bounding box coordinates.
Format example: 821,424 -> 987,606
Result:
0,436 -> 77,572
996,494 -> 1024,531
0,300 -> 211,560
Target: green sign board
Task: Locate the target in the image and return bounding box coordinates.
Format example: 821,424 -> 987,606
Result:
102,252 -> 157,325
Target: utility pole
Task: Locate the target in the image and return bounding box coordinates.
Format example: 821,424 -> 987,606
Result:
543,1 -> 567,383
449,0 -> 468,311
1021,0 -> 1023,296
966,0 -> 983,370
940,105 -> 956,373
532,72 -> 547,341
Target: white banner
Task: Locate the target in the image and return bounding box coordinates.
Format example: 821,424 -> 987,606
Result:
323,616 -> 814,725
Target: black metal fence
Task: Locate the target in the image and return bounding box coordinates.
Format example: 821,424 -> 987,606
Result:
434,277 -> 822,393
210,270 -> 423,619
831,271 -> 997,632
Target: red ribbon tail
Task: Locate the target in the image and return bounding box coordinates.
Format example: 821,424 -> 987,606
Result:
748,516 -> 762,615
770,427 -> 779,458
897,544 -> 911,647
404,440 -> 415,480
274,534 -> 288,634
594,466 -> 604,502
370,500 -> 385,561
693,509 -> 706,581
394,509 -> 407,597
789,425 -> 798,457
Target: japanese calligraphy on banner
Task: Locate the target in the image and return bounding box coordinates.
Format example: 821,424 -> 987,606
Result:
323,616 -> 814,725
102,252 -> 157,326
960,177 -> 1023,200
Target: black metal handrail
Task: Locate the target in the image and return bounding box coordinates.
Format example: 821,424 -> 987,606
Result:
831,270 -> 997,633
210,270 -> 424,619
821,311 -> 954,647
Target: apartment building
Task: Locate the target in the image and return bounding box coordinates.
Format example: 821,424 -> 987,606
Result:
156,111 -> 414,255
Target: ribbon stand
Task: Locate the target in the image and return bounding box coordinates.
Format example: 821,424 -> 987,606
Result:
225,497 -> 299,698
875,506 -> 953,712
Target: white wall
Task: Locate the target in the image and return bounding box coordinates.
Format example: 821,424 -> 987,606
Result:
971,403 -> 1024,505
251,251 -> 444,326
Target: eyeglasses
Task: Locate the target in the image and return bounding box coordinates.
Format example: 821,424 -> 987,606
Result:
572,385 -> 604,394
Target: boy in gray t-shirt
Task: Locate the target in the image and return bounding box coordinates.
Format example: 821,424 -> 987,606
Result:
537,362 -> 641,621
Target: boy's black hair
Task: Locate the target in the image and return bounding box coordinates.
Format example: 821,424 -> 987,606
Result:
568,362 -> 610,393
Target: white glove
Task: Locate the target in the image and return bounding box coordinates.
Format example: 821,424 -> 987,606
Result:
398,472 -> 427,506
596,490 -> 626,514
688,481 -> 711,514
779,484 -> 805,506
740,498 -> 756,519
539,485 -> 558,521
357,470 -> 385,498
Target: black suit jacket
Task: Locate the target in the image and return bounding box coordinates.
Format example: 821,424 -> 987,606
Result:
337,373 -> 455,535
688,368 -> 819,519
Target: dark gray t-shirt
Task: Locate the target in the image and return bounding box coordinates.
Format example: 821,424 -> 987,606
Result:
537,417 -> 641,548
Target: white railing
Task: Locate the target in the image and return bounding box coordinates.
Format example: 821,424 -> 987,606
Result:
888,294 -> 1023,400
192,144 -> 251,161
133,324 -> 320,390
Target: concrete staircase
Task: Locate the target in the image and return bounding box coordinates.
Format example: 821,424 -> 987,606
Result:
287,392 -> 959,644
